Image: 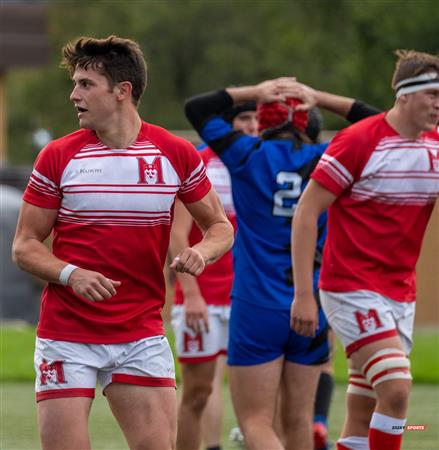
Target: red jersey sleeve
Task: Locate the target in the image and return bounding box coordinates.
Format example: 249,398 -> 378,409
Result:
311,115 -> 384,196
23,141 -> 63,209
177,141 -> 212,203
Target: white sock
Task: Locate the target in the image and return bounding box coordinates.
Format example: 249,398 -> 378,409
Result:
370,412 -> 406,435
338,435 -> 369,450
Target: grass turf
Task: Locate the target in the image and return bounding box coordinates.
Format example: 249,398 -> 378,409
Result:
1,325 -> 438,383
1,382 -> 438,449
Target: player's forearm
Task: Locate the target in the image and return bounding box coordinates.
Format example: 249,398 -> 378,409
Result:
192,220 -> 234,266
225,86 -> 259,104
291,206 -> 319,297
315,91 -> 381,121
314,90 -> 355,118
12,237 -> 68,284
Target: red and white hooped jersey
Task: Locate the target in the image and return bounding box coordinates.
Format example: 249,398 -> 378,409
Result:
174,147 -> 236,306
24,121 -> 211,344
312,113 -> 439,302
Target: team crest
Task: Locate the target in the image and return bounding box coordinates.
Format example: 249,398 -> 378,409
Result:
39,359 -> 67,385
137,156 -> 164,184
354,309 -> 383,334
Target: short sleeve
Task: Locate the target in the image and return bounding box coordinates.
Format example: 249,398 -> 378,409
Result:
311,126 -> 370,196
23,142 -> 63,209
177,142 -> 212,204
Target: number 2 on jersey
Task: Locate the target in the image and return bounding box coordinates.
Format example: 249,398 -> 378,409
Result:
272,171 -> 303,217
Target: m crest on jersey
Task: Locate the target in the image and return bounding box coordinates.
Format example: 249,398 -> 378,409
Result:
183,332 -> 204,353
39,359 -> 67,385
137,156 -> 164,184
355,309 -> 383,334
428,150 -> 439,172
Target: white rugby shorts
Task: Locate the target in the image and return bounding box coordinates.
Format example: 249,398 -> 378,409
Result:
34,335 -> 176,402
171,304 -> 230,363
320,289 -> 415,357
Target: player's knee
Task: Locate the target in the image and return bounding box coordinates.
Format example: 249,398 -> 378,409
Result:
376,380 -> 411,412
361,348 -> 411,412
183,384 -> 213,414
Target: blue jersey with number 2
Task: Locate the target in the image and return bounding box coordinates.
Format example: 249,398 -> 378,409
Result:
200,117 -> 328,310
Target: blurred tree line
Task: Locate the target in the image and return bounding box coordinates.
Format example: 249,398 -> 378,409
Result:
6,0 -> 439,164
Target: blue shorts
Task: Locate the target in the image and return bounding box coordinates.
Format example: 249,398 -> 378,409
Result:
228,297 -> 329,366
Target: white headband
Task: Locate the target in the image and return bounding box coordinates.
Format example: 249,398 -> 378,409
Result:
395,72 -> 439,98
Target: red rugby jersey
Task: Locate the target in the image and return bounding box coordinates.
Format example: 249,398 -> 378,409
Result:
24,121 -> 211,343
312,113 -> 439,302
174,147 -> 236,306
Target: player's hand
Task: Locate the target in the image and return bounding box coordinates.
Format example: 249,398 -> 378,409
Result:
184,293 -> 209,334
287,82 -> 318,111
169,247 -> 206,276
68,268 -> 121,302
256,77 -> 298,103
291,293 -> 319,337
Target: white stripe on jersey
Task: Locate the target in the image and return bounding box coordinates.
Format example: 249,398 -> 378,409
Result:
180,161 -> 207,194
352,136 -> 439,205
319,154 -> 353,188
51,143 -> 206,227
29,170 -> 61,198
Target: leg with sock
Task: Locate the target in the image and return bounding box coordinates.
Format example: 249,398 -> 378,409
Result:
362,348 -> 412,450
313,370 -> 334,450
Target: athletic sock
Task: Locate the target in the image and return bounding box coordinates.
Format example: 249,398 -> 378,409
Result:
337,436 -> 369,450
369,412 -> 406,450
314,372 -> 334,427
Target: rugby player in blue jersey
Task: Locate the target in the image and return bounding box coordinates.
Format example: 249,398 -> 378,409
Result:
185,78 -> 379,450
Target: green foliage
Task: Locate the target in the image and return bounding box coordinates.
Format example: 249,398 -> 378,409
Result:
6,0 -> 439,163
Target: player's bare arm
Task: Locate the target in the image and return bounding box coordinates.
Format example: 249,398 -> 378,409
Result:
12,202 -> 121,302
291,180 -> 336,337
170,188 -> 233,277
170,199 -> 209,333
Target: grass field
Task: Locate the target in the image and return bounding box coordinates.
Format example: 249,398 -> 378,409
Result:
1,325 -> 438,449
1,382 -> 438,450
2,325 -> 438,383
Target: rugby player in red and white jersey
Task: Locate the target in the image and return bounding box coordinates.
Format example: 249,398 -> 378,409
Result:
291,50 -> 439,450
170,103 -> 257,450
12,36 -> 234,450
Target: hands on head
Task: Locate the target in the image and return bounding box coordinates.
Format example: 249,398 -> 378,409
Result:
256,77 -> 318,111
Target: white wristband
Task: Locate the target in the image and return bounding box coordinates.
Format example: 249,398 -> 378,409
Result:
59,264 -> 79,286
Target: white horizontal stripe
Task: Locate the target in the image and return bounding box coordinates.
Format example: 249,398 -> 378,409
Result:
32,169 -> 58,190
59,208 -> 171,218
29,177 -> 60,195
58,216 -> 171,227
321,154 -> 353,184
63,186 -> 178,194
75,150 -> 160,158
28,183 -> 60,198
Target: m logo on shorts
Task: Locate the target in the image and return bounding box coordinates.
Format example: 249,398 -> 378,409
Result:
137,156 -> 164,184
183,332 -> 204,353
355,309 -> 383,334
39,359 -> 67,385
